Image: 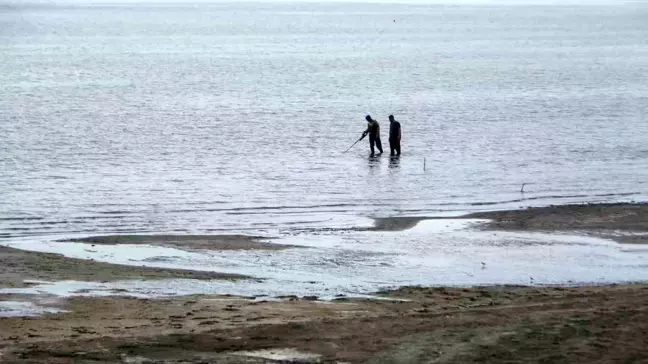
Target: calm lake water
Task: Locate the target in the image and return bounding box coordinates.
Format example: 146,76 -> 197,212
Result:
2,2 -> 648,240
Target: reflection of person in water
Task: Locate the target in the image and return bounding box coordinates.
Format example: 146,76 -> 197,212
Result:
389,155 -> 400,169
362,115 -> 383,156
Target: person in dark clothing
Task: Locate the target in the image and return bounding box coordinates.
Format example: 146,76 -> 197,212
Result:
362,115 -> 383,156
388,115 -> 401,156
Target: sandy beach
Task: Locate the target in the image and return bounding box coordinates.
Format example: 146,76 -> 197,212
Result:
1,203 -> 647,363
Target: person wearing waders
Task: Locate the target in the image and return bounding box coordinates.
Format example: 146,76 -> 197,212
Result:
362,115 -> 383,156
388,115 -> 401,156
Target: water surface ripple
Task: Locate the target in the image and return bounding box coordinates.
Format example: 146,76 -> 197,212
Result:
2,3 -> 647,240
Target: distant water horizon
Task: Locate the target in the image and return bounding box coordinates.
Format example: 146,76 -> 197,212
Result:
3,1 -> 642,6
2,1 -> 647,241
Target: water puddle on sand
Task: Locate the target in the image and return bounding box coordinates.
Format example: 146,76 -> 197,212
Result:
1,219 -> 648,301
231,348 -> 321,362
0,300 -> 66,317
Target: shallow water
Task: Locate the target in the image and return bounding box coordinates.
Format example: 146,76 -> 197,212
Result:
2,220 -> 648,298
1,2 -> 648,241
232,348 -> 321,362
0,300 -> 66,317
1,3 -> 648,298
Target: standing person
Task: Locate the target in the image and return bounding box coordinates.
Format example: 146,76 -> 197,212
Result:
388,115 -> 401,156
362,115 -> 383,156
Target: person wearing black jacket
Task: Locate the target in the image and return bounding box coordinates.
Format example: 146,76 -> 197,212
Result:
362,115 -> 383,156
388,115 -> 401,156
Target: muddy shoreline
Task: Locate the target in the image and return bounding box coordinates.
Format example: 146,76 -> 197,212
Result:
0,245 -> 247,289
466,203 -> 648,244
466,203 -> 648,231
60,234 -> 298,251
2,284 -> 648,363
0,234 -> 300,289
1,202 -> 648,363
371,203 -> 648,234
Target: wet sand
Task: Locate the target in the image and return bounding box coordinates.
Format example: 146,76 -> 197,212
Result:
60,234 -> 298,251
467,203 -> 648,244
2,284 -> 648,363
369,203 -> 648,235
368,216 -> 428,231
467,203 -> 647,231
0,245 -> 247,289
1,203 -> 648,363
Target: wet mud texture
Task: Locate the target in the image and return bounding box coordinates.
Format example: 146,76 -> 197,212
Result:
0,246 -> 247,288
468,203 -> 648,244
60,234 -> 298,251
2,203 -> 648,363
368,216 -> 428,232
2,284 -> 648,363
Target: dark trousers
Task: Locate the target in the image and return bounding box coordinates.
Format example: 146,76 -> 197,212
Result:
389,139 -> 401,155
369,136 -> 383,155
